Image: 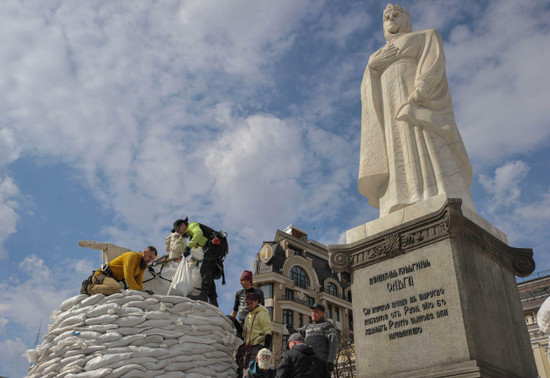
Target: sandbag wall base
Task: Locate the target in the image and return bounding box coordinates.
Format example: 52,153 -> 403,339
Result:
26,290 -> 241,378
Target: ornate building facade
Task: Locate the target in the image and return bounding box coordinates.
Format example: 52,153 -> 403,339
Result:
252,225 -> 354,362
519,273 -> 550,377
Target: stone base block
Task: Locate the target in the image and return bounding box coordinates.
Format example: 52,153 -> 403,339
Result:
329,199 -> 536,378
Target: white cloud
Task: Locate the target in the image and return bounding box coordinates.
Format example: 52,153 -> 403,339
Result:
443,1 -> 550,165
0,337 -> 29,378
479,160 -> 530,212
0,176 -> 20,260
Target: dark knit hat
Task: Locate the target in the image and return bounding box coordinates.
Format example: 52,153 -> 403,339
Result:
311,303 -> 326,312
171,217 -> 189,233
240,270 -> 253,282
288,333 -> 304,343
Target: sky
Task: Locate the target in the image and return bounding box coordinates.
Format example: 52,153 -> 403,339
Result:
0,0 -> 549,376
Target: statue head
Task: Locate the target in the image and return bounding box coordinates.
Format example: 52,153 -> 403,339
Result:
383,4 -> 412,41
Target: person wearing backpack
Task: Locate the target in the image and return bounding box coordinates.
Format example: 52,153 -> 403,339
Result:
172,217 -> 228,307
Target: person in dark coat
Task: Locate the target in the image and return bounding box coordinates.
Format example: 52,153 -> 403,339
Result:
231,270 -> 265,327
276,333 -> 329,378
287,303 -> 338,373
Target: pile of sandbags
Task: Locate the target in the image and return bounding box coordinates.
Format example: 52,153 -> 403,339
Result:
26,290 -> 240,378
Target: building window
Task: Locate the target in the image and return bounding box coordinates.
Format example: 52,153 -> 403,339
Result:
259,283 -> 273,299
326,282 -> 338,296
307,296 -> 315,308
349,312 -> 353,330
347,290 -> 352,302
283,309 -> 294,327
285,288 -> 294,301
335,307 -> 340,322
327,304 -> 333,319
266,306 -> 273,321
290,266 -> 310,289
294,249 -> 302,256
298,313 -> 304,328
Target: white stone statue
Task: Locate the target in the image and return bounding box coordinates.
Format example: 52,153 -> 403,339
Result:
358,4 -> 477,217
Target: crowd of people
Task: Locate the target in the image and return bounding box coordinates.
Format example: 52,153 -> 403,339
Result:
79,218 -> 339,377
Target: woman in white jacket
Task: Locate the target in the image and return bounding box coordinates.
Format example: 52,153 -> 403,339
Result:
165,224 -> 188,259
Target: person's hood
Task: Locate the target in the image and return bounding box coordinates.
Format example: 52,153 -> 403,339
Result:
293,343 -> 315,356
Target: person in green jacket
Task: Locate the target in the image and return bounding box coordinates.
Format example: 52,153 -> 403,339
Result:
172,217 -> 228,306
236,291 -> 272,376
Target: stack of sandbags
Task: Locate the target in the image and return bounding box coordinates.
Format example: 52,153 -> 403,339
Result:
26,290 -> 240,378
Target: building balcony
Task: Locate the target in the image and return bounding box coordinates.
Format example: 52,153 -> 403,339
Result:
278,296 -> 311,308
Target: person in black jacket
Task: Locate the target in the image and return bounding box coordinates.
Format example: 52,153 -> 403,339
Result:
276,333 -> 329,378
230,270 -> 265,328
287,303 -> 338,373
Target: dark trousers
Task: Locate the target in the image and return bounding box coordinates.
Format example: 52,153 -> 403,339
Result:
199,257 -> 218,307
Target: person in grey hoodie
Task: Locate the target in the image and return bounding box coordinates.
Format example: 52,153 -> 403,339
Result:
276,333 -> 329,378
286,303 -> 338,373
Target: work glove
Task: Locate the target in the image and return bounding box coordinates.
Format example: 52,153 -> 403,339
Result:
328,362 -> 334,372
183,246 -> 191,258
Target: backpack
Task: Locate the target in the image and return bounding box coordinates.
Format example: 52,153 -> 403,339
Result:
198,223 -> 228,284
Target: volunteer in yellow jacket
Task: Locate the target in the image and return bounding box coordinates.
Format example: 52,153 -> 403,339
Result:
86,246 -> 157,295
236,292 -> 272,376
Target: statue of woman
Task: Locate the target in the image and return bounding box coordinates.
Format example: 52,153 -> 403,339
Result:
359,4 -> 476,216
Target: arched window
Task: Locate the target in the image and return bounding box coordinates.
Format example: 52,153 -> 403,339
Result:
290,266 -> 310,289
326,282 -> 338,296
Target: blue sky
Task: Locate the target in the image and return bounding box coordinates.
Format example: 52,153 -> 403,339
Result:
1,0 -> 549,375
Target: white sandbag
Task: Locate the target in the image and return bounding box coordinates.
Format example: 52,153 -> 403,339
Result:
152,294 -> 188,304
131,335 -> 163,346
117,315 -> 147,327
83,324 -> 119,332
109,364 -> 147,378
184,367 -> 214,377
87,303 -> 121,318
121,369 -> 163,378
85,352 -> 133,370
124,301 -> 156,310
98,331 -> 122,343
169,302 -> 193,314
130,346 -> 168,358
104,334 -> 147,348
156,372 -> 186,378
64,368 -> 112,378
191,265 -> 201,289
85,314 -> 119,325
115,326 -> 149,335
58,366 -> 84,376
143,328 -> 183,338
80,294 -> 105,307
59,313 -> 87,328
136,318 -> 173,328
70,331 -> 101,341
60,295 -> 88,312
146,310 -> 171,320
117,306 -> 145,316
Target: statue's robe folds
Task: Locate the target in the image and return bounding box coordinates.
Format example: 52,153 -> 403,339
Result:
359,28 -> 476,216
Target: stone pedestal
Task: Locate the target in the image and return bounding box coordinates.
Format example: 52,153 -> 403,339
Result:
329,199 -> 537,378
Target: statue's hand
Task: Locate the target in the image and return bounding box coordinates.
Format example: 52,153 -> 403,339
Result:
78,240 -> 107,250
369,44 -> 398,70
409,88 -> 425,104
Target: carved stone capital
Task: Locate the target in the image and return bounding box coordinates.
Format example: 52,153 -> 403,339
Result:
328,199 -> 535,277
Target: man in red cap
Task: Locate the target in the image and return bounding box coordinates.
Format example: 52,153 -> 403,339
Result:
231,270 -> 265,329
